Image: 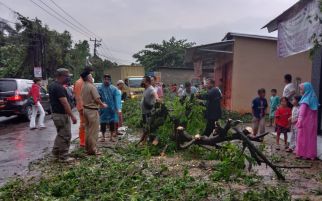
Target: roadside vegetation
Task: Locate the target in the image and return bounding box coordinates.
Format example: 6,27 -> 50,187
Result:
0,97 -> 296,201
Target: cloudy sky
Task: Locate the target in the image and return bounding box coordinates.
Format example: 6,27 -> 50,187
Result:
0,0 -> 297,64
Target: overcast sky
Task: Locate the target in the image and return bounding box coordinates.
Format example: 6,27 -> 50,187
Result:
0,0 -> 297,64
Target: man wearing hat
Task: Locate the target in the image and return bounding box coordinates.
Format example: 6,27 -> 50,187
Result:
74,66 -> 94,147
80,72 -> 107,155
48,68 -> 77,162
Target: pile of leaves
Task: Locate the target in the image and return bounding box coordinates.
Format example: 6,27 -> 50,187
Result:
0,145 -> 291,201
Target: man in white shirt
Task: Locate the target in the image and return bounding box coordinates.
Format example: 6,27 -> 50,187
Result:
283,74 -> 296,101
182,82 -> 198,98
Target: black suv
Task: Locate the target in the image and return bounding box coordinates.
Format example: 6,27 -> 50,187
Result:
0,78 -> 51,121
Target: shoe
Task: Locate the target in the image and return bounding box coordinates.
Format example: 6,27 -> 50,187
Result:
30,127 -> 37,130
276,145 -> 280,150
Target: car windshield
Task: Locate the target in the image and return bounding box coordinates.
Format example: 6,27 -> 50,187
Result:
0,80 -> 17,92
128,78 -> 143,88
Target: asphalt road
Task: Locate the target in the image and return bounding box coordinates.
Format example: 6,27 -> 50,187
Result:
0,111 -> 79,186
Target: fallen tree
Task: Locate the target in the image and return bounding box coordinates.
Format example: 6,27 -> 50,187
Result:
173,119 -> 311,180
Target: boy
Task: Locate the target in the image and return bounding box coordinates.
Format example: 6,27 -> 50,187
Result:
269,89 -> 280,127
252,88 -> 268,136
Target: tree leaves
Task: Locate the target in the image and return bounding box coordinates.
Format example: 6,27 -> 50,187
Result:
133,36 -> 195,71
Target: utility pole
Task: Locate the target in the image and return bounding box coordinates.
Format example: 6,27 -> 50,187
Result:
90,38 -> 101,57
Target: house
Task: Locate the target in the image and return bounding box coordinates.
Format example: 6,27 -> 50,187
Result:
185,32 -> 312,113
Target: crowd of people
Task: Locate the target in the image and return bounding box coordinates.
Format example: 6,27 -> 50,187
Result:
28,66 -> 319,162
251,74 -> 319,160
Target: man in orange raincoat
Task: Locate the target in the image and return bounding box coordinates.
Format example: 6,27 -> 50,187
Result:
74,66 -> 93,147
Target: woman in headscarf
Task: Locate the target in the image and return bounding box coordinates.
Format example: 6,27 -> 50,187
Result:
296,82 -> 319,160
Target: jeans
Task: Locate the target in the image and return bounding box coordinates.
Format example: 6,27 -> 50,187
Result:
29,101 -> 45,128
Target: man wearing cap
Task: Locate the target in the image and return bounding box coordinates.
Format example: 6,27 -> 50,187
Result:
74,66 -> 93,147
98,74 -> 120,142
81,72 -> 107,155
48,68 -> 77,162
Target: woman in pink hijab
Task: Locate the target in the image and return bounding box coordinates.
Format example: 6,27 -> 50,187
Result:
296,82 -> 319,160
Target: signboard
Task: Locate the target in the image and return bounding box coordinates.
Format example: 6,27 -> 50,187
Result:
34,67 -> 42,78
277,0 -> 322,57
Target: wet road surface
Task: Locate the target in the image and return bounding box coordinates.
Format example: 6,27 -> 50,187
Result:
0,112 -> 79,186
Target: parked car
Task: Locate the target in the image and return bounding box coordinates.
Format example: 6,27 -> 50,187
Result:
94,83 -> 102,88
0,78 -> 51,121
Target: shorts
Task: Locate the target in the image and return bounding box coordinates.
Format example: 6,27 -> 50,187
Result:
275,125 -> 289,134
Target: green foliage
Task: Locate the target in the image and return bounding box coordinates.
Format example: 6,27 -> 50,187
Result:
0,15 -> 114,80
133,36 -> 195,70
210,143 -> 257,183
123,98 -> 142,128
0,45 -> 26,77
222,109 -> 253,123
0,148 -> 221,201
241,186 -> 291,201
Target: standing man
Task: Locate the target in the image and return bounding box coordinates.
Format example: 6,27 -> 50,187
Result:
81,72 -> 107,155
48,68 -> 77,162
140,76 -> 158,143
98,74 -> 119,142
283,74 -> 296,105
74,66 -> 93,147
182,82 -> 198,99
197,79 -> 222,136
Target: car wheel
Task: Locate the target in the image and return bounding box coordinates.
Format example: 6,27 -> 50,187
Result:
22,105 -> 32,121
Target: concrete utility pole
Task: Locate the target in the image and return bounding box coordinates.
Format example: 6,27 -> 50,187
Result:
90,38 -> 101,57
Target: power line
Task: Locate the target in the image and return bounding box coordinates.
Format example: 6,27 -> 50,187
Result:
48,0 -> 99,39
29,0 -> 90,39
29,0 -> 132,63
40,0 -> 132,63
0,1 -> 18,14
35,0 -> 93,38
90,38 -> 101,57
97,51 -> 133,64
